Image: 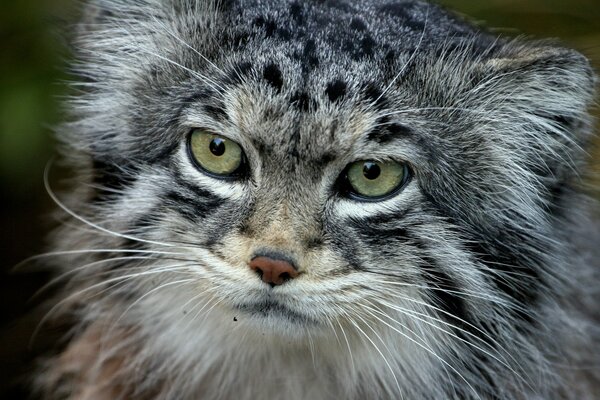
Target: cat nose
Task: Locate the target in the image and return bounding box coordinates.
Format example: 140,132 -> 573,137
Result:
249,256 -> 299,286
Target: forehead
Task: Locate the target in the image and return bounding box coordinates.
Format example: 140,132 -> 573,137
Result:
195,1 -> 489,140
223,0 -> 480,60
176,0 -> 496,171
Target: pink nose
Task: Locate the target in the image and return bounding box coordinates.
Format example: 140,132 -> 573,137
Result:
249,256 -> 298,286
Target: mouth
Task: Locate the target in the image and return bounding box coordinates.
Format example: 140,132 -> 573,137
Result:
234,298 -> 315,326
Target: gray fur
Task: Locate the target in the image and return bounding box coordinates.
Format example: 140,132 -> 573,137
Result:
36,0 -> 599,399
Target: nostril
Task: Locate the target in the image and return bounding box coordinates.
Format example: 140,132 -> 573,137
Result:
279,272 -> 291,282
248,256 -> 299,286
253,267 -> 264,280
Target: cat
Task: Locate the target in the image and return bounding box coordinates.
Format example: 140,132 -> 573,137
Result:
35,0 -> 600,399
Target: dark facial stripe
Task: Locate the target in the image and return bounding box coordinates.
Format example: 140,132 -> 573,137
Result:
423,196 -> 541,325
366,117 -> 414,143
91,157 -> 138,203
164,172 -> 224,221
354,214 -> 481,340
462,239 -> 539,325
412,240 -> 472,330
346,214 -> 473,330
203,103 -> 228,121
424,261 -> 470,324
350,211 -> 473,327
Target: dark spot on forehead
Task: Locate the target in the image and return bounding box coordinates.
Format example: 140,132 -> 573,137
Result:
290,2 -> 304,24
254,16 -> 278,37
317,152 -> 337,166
288,127 -> 301,160
358,36 -> 377,58
263,63 -> 283,92
278,27 -> 292,40
325,79 -> 347,103
350,17 -> 367,31
378,2 -> 426,31
290,91 -> 312,112
303,39 -> 320,70
384,50 -> 396,64
253,16 -> 265,26
362,83 -> 387,110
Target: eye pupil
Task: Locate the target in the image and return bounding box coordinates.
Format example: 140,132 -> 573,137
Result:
362,162 -> 381,180
209,138 -> 226,156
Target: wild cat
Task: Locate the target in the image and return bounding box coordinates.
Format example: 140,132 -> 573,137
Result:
35,0 -> 599,399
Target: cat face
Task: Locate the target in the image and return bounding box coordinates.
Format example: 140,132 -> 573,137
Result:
55,1 -> 595,397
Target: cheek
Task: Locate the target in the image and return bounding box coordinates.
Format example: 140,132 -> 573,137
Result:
213,232 -> 257,267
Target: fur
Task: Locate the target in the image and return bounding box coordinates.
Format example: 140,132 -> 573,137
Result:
35,1 -> 599,399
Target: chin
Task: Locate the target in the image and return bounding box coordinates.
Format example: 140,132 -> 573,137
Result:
228,296 -> 324,339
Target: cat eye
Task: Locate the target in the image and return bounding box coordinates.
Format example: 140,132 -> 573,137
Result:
188,129 -> 245,178
344,160 -> 410,200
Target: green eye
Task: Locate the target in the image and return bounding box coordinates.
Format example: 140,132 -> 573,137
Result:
188,129 -> 244,177
345,160 -> 409,199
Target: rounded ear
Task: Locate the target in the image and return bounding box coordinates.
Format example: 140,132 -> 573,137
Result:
479,43 -> 596,142
78,1 -> 117,34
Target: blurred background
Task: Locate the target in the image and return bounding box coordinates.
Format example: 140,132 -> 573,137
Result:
0,0 -> 599,398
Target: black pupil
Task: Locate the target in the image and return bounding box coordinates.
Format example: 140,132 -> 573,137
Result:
362,162 -> 381,180
209,138 -> 226,156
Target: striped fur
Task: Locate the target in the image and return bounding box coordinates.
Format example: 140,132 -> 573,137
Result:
36,1 -> 599,399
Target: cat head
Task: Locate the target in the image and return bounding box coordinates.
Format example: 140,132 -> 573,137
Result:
58,0 -> 596,393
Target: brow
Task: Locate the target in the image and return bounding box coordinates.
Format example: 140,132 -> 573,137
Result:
365,118 -> 415,144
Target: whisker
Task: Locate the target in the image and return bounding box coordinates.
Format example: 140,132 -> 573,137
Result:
183,294 -> 219,330
151,16 -> 226,76
13,248 -> 186,272
344,311 -> 403,399
112,278 -> 196,328
364,297 -> 532,391
44,159 -> 187,249
333,315 -> 357,380
135,47 -> 225,92
377,291 -> 536,388
358,303 -> 483,400
31,262 -> 197,347
370,278 -> 526,312
31,255 -> 157,300
373,5 -> 429,107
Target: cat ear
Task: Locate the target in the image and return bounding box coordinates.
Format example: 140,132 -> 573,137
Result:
78,1 -> 117,34
478,44 -> 595,144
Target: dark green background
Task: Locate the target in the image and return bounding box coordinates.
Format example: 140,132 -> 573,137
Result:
1,0 -> 599,398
